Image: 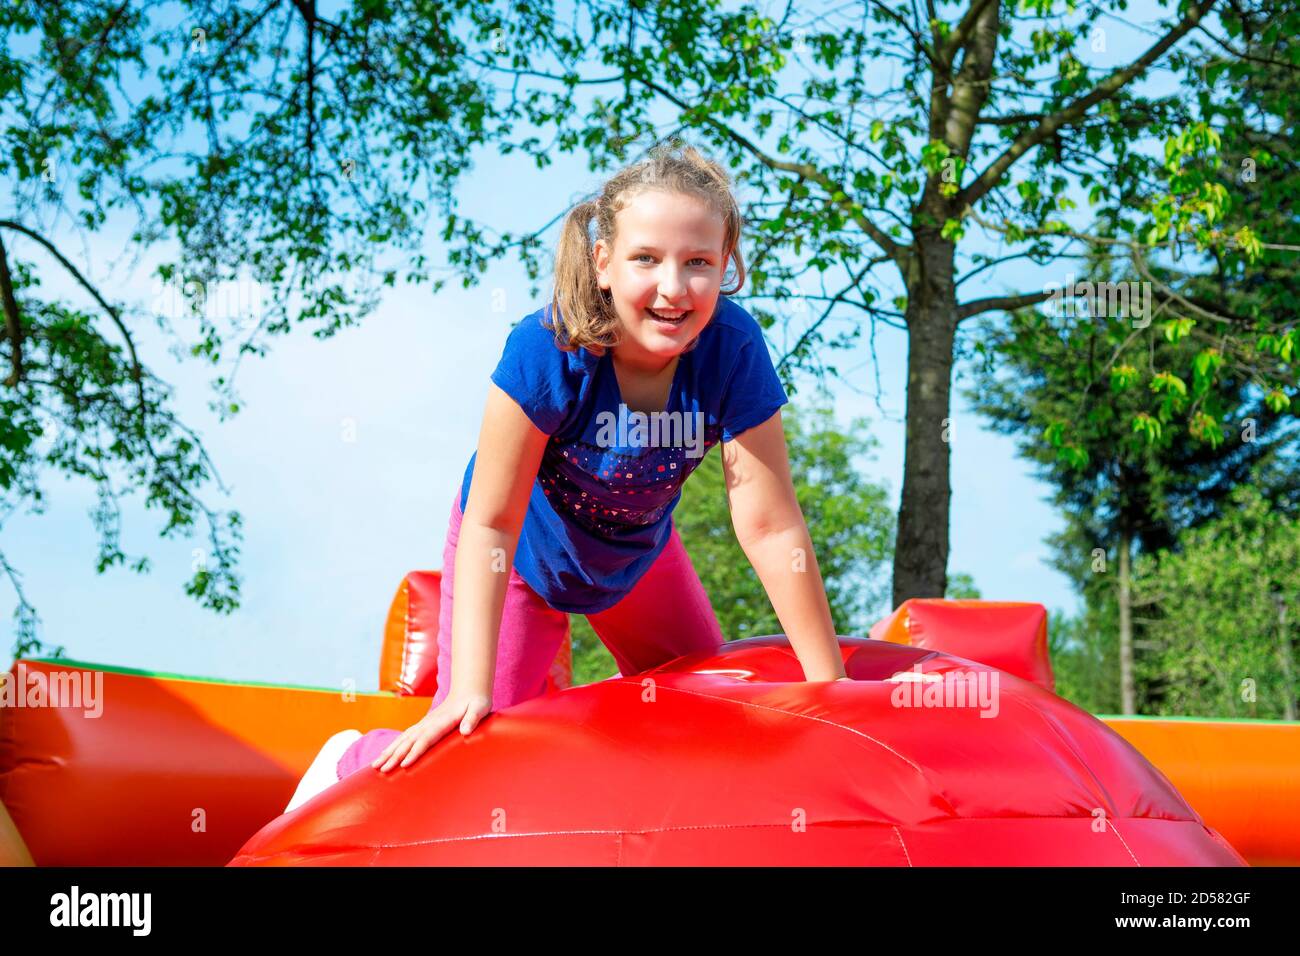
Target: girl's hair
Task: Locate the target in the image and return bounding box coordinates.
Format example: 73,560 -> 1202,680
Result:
548,138 -> 745,356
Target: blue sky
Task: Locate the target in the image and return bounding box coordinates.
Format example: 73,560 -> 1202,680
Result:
3,0 -> 1201,689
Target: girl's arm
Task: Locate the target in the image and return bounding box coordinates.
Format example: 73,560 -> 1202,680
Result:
449,381 -> 551,701
720,411 -> 847,682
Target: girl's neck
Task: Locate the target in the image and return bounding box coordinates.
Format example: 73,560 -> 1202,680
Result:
611,345 -> 679,379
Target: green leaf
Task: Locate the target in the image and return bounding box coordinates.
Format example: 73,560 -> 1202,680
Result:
1060,444 -> 1090,469
1191,349 -> 1222,392
1150,371 -> 1187,396
1264,389 -> 1291,413
1188,412 -> 1224,448
1162,317 -> 1195,343
1110,364 -> 1139,391
1132,413 -> 1162,443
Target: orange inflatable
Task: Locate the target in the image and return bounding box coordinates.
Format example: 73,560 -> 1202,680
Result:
1,590 -> 1295,866
0,656 -> 431,866
1102,717 -> 1300,867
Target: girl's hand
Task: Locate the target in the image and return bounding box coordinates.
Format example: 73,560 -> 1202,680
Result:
371,691 -> 494,773
835,677 -> 853,682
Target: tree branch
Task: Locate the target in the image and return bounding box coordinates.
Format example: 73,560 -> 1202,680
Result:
776,256 -> 887,370
0,222 -> 227,521
0,220 -> 144,396
941,0 -> 1000,67
957,0 -> 1221,209
0,235 -> 23,387
636,77 -> 909,267
957,289 -> 1057,321
941,0 -> 1001,161
865,0 -> 942,70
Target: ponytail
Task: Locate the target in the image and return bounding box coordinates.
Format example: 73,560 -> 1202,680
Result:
548,199 -> 619,354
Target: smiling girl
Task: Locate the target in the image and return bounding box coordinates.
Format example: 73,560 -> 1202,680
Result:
284,140 -> 846,811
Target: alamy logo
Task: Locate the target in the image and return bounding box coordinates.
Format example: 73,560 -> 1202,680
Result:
595,404 -> 706,458
886,663 -> 1000,718
1044,272 -> 1152,328
0,663 -> 103,718
50,886 -> 151,936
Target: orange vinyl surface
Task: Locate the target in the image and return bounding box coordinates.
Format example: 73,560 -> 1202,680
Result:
378,571 -> 572,697
0,659 -> 429,866
1100,716 -> 1300,867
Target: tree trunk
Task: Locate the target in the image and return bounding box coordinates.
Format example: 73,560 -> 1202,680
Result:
1276,594 -> 1296,721
892,236 -> 957,607
1118,530 -> 1136,714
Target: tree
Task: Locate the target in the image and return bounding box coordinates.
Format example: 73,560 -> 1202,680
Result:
1048,604 -> 1121,715
4,1 -> 1285,656
965,251 -> 1296,711
1026,0 -> 1300,480
538,0 -> 1284,605
569,398 -> 897,681
964,0 -> 1300,712
1,1 -> 552,655
1130,478 -> 1299,719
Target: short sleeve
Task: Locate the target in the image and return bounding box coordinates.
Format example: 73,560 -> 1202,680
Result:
719,317 -> 789,442
489,309 -> 578,436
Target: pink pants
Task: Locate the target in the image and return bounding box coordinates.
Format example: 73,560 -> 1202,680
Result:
335,490 -> 724,779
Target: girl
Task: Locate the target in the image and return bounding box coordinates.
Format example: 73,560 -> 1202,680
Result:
285,141 -> 846,813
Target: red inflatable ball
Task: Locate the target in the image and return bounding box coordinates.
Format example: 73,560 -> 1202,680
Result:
228,637 -> 1246,866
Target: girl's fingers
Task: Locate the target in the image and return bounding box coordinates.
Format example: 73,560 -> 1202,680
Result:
461,704 -> 494,735
377,745 -> 404,773
370,707 -> 472,772
413,710 -> 464,757
383,742 -> 413,772
400,735 -> 432,767
371,737 -> 401,767
375,733 -> 413,772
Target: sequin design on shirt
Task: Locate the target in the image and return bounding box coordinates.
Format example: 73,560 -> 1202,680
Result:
539,424 -> 724,537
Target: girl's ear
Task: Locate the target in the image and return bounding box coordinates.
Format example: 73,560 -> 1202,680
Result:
592,239 -> 609,290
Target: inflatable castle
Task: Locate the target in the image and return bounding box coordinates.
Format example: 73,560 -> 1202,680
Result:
2,573 -> 1297,866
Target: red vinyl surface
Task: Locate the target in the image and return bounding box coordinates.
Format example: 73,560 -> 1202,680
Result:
229,637 -> 1246,866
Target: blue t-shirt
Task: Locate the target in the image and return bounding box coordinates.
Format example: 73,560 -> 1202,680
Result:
460,295 -> 789,614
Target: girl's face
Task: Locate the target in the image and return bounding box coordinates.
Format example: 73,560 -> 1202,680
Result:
593,189 -> 728,369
